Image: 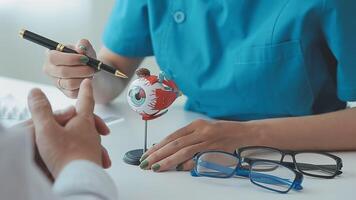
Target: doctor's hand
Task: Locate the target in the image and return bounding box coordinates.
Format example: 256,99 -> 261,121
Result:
27,79 -> 111,178
140,119 -> 250,172
43,39 -> 96,98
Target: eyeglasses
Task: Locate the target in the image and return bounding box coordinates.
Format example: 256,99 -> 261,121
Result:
237,146 -> 343,179
191,151 -> 304,193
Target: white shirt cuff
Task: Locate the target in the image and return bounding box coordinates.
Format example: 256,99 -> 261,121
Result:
53,160 -> 118,200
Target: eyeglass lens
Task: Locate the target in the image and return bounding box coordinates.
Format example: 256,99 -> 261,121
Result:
294,153 -> 338,177
240,148 -> 338,177
240,148 -> 283,162
250,161 -> 296,193
196,152 -> 239,177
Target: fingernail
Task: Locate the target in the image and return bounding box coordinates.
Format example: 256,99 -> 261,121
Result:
152,163 -> 160,172
106,127 -> 111,134
107,157 -> 112,168
139,160 -> 149,169
54,106 -> 73,115
139,154 -> 148,162
176,163 -> 184,171
79,45 -> 87,51
80,56 -> 89,64
62,106 -> 75,113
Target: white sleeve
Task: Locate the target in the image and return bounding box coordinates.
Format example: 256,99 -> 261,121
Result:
53,160 -> 118,200
0,126 -> 118,200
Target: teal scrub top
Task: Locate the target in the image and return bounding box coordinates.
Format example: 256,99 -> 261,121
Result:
103,0 -> 356,121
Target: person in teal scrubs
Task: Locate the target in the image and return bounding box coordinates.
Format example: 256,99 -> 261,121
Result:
44,0 -> 356,172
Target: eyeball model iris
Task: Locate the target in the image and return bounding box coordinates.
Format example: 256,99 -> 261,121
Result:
126,68 -> 181,120
128,86 -> 146,107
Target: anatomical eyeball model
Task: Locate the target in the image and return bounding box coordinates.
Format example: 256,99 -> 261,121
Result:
124,68 -> 181,166
127,68 -> 181,120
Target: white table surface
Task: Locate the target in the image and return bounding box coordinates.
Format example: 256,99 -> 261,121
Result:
1,76 -> 355,200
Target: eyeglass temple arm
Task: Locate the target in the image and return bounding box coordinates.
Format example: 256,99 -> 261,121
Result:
245,157 -> 342,175
192,161 -> 302,190
236,167 -> 302,190
281,161 -> 342,175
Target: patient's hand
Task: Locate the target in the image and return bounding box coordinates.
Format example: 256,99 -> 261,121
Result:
13,105 -> 110,181
27,79 -> 111,178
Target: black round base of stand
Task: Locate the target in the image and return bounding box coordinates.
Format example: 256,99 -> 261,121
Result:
123,149 -> 144,166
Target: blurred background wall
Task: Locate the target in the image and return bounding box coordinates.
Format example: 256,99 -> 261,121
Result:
0,0 -> 159,85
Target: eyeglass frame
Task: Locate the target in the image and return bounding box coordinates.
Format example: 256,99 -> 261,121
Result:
191,150 -> 304,193
236,146 -> 343,179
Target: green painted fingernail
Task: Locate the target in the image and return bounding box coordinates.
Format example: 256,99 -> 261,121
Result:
176,163 -> 184,171
79,45 -> 87,51
152,163 -> 160,172
139,160 -> 149,169
140,154 -> 148,162
80,56 -> 89,64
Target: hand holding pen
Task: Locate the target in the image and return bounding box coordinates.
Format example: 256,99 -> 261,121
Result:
19,29 -> 128,99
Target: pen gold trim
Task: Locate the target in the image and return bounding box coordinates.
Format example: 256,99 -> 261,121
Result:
56,43 -> 65,51
97,62 -> 102,70
115,70 -> 128,78
19,29 -> 25,38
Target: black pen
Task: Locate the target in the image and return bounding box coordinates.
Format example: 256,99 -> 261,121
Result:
19,29 -> 128,78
